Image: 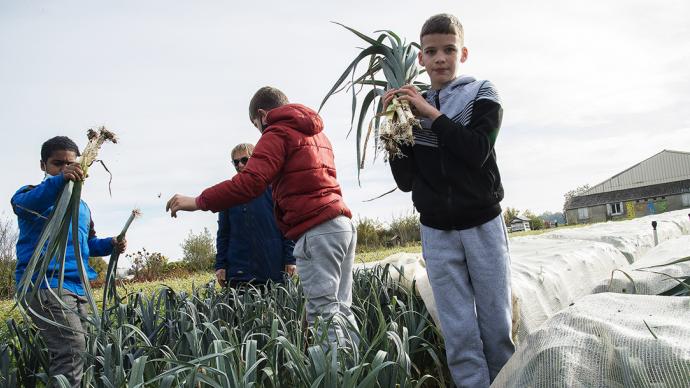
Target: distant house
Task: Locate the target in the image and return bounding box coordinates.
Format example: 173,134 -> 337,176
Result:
116,267 -> 131,278
565,150 -> 690,224
510,215 -> 532,232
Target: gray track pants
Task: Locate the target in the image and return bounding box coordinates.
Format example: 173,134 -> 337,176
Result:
29,289 -> 88,388
294,215 -> 359,349
421,214 -> 515,388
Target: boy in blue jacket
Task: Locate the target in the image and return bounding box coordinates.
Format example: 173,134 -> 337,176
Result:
11,136 -> 126,387
215,143 -> 295,288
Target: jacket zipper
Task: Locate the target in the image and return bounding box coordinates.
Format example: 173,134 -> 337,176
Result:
434,93 -> 454,215
434,93 -> 444,177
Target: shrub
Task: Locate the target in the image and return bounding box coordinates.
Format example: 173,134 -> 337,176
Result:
356,213 -> 421,252
0,259 -> 15,300
126,248 -> 168,282
88,256 -> 108,283
356,217 -> 385,252
181,228 -> 216,272
0,215 -> 17,299
163,261 -> 193,278
389,211 -> 420,245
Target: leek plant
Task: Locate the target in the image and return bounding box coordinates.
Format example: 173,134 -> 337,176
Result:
15,127 -> 117,331
320,23 -> 429,179
2,266 -> 451,386
101,209 -> 140,319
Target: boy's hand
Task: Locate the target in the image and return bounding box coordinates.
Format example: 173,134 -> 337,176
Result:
166,194 -> 199,217
215,269 -> 227,287
384,86 -> 442,121
62,164 -> 85,182
112,237 -> 127,254
284,264 -> 296,276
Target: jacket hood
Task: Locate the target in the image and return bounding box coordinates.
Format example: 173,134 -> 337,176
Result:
265,104 -> 324,136
426,75 -> 477,99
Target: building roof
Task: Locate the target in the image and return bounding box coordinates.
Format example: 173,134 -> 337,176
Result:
566,179 -> 690,209
583,150 -> 690,195
511,215 -> 531,223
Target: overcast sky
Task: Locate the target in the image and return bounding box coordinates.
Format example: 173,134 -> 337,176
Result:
1,0 -> 689,263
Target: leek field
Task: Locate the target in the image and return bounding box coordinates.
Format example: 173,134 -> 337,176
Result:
0,260 -> 450,387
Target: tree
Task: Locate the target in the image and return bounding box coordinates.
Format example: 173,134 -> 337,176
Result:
563,184 -> 591,214
0,214 -> 17,298
181,228 -> 216,272
538,211 -> 566,226
126,248 -> 168,281
503,207 -> 520,227
356,217 -> 384,251
389,211 -> 420,245
88,257 -> 108,283
522,209 -> 545,231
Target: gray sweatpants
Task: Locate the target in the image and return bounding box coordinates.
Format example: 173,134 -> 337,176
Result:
293,215 -> 359,349
29,289 -> 88,388
421,214 -> 515,388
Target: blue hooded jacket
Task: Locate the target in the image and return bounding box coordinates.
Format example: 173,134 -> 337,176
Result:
11,174 -> 113,296
215,187 -> 295,283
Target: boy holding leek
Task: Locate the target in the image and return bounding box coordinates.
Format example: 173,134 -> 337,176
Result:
384,13 -> 514,388
11,136 -> 126,387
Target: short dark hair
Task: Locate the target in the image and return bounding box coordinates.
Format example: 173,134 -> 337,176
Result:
248,86 -> 289,121
420,14 -> 464,46
41,136 -> 80,162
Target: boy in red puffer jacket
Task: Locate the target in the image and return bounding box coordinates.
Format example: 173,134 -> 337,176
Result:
167,87 -> 359,349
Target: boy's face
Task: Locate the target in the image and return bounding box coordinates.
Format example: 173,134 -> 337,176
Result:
231,150 -> 250,173
41,150 -> 78,177
418,33 -> 468,89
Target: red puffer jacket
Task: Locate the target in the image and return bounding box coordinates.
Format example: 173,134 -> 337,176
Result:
196,104 -> 352,240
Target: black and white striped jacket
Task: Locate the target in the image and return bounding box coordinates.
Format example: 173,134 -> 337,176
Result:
390,76 -> 504,230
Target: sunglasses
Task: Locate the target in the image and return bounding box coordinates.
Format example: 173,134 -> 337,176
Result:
232,156 -> 250,167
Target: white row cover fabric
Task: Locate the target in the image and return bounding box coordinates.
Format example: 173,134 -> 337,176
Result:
492,293 -> 690,388
593,234 -> 690,295
542,210 -> 690,263
509,237 -> 629,343
354,253 -> 440,327
354,238 -> 630,345
356,210 -> 690,385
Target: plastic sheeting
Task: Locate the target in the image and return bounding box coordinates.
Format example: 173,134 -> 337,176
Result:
593,235 -> 690,295
541,210 -> 690,263
492,293 -> 690,388
509,237 -> 629,343
356,210 -> 690,385
354,253 -> 440,326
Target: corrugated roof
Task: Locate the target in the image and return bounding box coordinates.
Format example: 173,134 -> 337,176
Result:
583,150 -> 690,195
566,179 -> 690,209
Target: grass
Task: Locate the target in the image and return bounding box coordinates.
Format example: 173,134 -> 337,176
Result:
356,243 -> 422,264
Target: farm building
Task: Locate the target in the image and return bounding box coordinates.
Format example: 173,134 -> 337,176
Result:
565,150 -> 690,224
510,215 -> 532,232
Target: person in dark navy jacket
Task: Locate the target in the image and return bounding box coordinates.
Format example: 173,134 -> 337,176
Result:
214,143 -> 295,288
